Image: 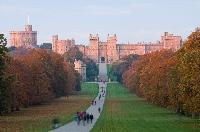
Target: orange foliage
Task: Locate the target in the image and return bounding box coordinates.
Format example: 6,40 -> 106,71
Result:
123,29 -> 200,115
6,48 -> 77,111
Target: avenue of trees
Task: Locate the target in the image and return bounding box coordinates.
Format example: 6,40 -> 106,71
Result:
0,35 -> 78,114
115,29 -> 200,117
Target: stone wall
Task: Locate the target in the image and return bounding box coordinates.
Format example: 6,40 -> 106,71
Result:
52,35 -> 75,54
52,32 -> 182,63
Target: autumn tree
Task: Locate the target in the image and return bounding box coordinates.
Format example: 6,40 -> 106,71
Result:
123,50 -> 179,108
13,49 -> 52,105
177,28 -> 200,115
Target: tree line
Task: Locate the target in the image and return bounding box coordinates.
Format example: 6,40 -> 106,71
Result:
0,34 -> 79,114
115,29 -> 200,117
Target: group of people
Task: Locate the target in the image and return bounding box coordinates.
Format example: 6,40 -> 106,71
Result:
75,111 -> 94,126
101,87 -> 106,97
91,100 -> 96,105
74,83 -> 106,126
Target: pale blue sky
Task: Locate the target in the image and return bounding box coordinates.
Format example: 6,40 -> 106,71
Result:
0,0 -> 200,45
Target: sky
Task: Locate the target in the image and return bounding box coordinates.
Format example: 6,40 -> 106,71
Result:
0,0 -> 200,46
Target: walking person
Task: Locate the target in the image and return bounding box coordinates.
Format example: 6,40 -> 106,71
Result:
83,112 -> 87,126
99,94 -> 101,100
94,101 -> 96,105
74,112 -> 78,125
79,111 -> 83,125
77,112 -> 81,126
98,107 -> 101,113
86,113 -> 90,124
89,113 -> 94,123
102,91 -> 105,97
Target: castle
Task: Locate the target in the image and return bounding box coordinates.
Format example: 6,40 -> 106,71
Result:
9,25 -> 37,48
52,32 -> 182,63
52,35 -> 75,54
9,25 -> 182,63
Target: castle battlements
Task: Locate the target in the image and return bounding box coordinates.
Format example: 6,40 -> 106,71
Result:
9,25 -> 182,63
9,25 -> 37,48
53,32 -> 182,63
52,35 -> 75,54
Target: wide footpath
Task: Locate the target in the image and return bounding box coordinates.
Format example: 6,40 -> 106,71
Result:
49,63 -> 107,132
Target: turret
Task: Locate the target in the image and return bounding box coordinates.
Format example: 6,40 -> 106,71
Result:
52,35 -> 58,43
52,35 -> 58,52
107,34 -> 117,42
88,34 -> 99,62
25,25 -> 32,32
161,32 -> 182,51
107,34 -> 118,63
89,34 -> 99,42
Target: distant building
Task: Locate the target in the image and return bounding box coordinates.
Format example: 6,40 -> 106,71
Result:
76,33 -> 182,63
40,43 -> 52,50
9,25 -> 37,48
74,60 -> 86,81
52,35 -> 75,54
53,32 -> 182,63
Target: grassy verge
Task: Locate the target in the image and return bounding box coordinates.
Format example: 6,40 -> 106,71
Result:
0,83 -> 98,132
91,83 -> 200,132
106,64 -> 117,81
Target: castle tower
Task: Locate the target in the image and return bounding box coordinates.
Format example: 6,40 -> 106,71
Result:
25,25 -> 32,32
88,34 -> 99,62
106,34 -> 118,63
52,35 -> 58,53
161,32 -> 182,51
9,25 -> 37,48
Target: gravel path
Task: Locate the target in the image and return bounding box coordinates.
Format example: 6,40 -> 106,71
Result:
49,63 -> 107,132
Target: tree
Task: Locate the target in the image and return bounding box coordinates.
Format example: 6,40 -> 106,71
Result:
83,57 -> 98,81
177,29 -> 200,115
14,49 -> 52,105
39,43 -> 52,50
123,50 -> 177,107
112,54 -> 139,82
63,62 -> 76,93
64,46 -> 83,63
0,34 -> 13,114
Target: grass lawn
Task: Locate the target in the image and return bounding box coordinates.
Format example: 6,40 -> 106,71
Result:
0,83 -> 98,132
91,83 -> 200,132
107,64 -> 117,81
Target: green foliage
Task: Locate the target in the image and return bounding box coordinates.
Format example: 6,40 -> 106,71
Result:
83,58 -> 99,81
64,46 -> 83,63
0,34 -> 13,114
107,64 -> 117,81
111,54 -> 139,82
74,71 -> 81,91
64,47 -> 98,82
39,43 -> 52,50
52,118 -> 60,124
